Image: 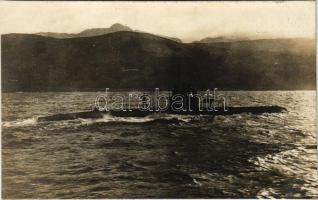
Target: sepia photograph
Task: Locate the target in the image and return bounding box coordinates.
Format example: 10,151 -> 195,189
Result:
1,1 -> 317,199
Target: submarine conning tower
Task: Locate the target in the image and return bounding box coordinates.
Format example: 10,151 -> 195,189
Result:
168,84 -> 200,112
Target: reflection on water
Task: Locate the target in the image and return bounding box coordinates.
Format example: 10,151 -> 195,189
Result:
2,91 -> 317,198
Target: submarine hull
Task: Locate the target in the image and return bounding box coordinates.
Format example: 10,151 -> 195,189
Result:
37,106 -> 287,122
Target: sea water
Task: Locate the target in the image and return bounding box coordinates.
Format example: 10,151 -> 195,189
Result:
2,91 -> 317,198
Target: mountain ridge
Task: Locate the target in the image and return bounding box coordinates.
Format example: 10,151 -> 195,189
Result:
35,23 -> 183,43
36,23 -> 132,38
1,30 -> 315,91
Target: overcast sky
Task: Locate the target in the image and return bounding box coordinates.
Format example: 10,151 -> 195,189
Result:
0,1 -> 315,42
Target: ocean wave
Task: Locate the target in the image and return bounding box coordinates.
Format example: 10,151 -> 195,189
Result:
2,113 -> 195,128
2,118 -> 38,128
252,147 -> 318,198
79,113 -> 193,125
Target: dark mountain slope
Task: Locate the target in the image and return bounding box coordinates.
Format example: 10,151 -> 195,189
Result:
192,39 -> 315,90
2,32 -> 187,91
1,32 -> 315,91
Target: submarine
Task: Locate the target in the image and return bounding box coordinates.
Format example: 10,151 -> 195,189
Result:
37,87 -> 287,122
37,105 -> 287,122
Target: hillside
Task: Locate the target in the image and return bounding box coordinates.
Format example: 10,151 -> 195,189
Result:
1,31 -> 315,91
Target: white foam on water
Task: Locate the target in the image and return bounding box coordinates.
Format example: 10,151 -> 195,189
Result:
2,118 -> 38,128
79,113 -> 193,125
2,113 -> 194,128
160,113 -> 193,122
78,114 -> 154,125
